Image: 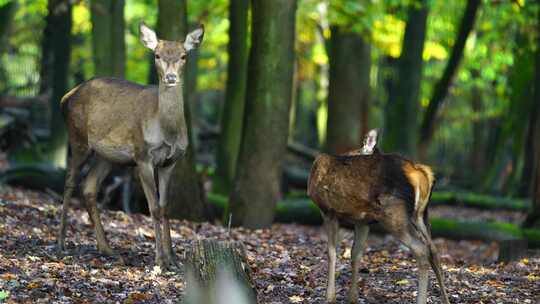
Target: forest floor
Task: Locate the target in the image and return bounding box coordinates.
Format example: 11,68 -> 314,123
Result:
0,186 -> 539,304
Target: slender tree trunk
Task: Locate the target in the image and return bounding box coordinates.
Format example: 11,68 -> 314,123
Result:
214,0 -> 250,195
325,26 -> 370,154
0,1 -> 16,55
90,0 -> 125,77
418,0 -> 481,158
154,0 -> 209,221
229,0 -> 297,228
43,0 -> 72,167
523,1 -> 540,228
383,0 -> 429,157
470,75 -> 486,182
0,1 -> 17,93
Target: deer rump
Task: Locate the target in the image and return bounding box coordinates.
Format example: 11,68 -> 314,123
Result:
307,152 -> 434,224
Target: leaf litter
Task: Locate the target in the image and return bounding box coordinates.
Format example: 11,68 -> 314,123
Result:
0,186 -> 539,303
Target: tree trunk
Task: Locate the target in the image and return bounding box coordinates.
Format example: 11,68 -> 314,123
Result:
325,26 -> 370,154
214,0 -> 250,195
90,0 -> 125,77
523,2 -> 540,228
184,239 -> 257,304
44,0 -> 72,167
0,1 -> 16,55
154,0 -> 209,221
470,72 -> 486,182
418,0 -> 481,158
383,0 -> 428,157
228,0 -> 297,228
0,1 -> 17,93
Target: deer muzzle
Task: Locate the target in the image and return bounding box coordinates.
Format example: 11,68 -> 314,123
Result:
164,73 -> 178,86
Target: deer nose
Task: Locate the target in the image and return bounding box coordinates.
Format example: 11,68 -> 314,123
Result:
165,74 -> 177,84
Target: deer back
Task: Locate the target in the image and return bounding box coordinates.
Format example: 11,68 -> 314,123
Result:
307,152 -> 416,222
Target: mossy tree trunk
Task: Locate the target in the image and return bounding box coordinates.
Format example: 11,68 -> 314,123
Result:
0,1 -> 17,92
325,26 -> 370,154
90,0 -> 125,77
154,0 -> 209,221
214,0 -> 250,195
229,0 -> 297,228
43,0 -> 72,168
383,0 -> 428,157
523,3 -> 540,228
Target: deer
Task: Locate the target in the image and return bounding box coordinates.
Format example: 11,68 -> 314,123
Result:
307,129 -> 450,304
56,22 -> 204,270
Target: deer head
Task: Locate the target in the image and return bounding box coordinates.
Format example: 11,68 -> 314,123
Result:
139,22 -> 204,87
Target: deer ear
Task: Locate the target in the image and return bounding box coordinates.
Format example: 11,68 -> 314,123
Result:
184,25 -> 204,52
362,129 -> 379,154
140,22 -> 158,51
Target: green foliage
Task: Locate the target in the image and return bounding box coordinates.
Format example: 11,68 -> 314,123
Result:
0,290 -> 9,300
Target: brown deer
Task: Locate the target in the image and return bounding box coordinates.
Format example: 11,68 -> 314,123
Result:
307,130 -> 450,304
56,22 -> 204,269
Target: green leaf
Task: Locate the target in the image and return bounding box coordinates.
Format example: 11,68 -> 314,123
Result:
0,290 -> 9,300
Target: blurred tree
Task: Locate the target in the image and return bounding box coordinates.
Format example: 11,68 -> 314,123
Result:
154,0 -> 209,221
214,0 -> 249,196
418,0 -> 481,159
40,0 -> 72,167
0,1 -> 17,92
0,1 -> 16,55
325,26 -> 370,154
523,0 -> 540,228
229,0 -> 297,228
90,0 -> 125,77
383,0 -> 429,157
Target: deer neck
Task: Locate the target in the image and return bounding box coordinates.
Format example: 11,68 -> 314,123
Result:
157,81 -> 187,140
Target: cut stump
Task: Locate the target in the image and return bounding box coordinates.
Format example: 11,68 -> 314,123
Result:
183,239 -> 257,304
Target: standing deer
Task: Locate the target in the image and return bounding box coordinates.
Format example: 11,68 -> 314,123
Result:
57,22 -> 204,269
307,130 -> 450,304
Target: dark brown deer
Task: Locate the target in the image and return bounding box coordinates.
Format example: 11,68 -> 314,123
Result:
307,130 -> 450,304
56,22 -> 204,269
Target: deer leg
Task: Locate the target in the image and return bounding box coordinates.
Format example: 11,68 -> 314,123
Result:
348,223 -> 369,304
322,212 -> 339,303
82,158 -> 113,255
57,147 -> 89,252
138,162 -> 166,269
158,162 -> 177,268
418,219 -> 450,304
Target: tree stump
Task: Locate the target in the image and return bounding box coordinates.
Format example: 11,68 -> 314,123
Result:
183,239 -> 257,304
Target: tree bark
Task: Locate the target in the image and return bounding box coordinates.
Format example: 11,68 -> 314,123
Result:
0,1 -> 17,92
184,239 -> 257,304
214,0 -> 250,195
325,26 -> 370,154
90,0 -> 125,77
0,1 -> 16,55
153,0 -> 209,221
383,0 -> 428,157
43,0 -> 72,167
229,0 -> 297,228
523,2 -> 540,228
418,0 -> 481,158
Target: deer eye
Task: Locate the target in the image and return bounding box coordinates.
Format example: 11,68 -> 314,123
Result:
180,54 -> 186,60
155,54 -> 160,59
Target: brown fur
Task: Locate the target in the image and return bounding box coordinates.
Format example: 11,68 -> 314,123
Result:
307,149 -> 449,304
57,24 -> 205,270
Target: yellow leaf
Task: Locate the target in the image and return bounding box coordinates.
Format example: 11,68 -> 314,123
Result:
289,295 -> 304,303
396,279 -> 409,285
